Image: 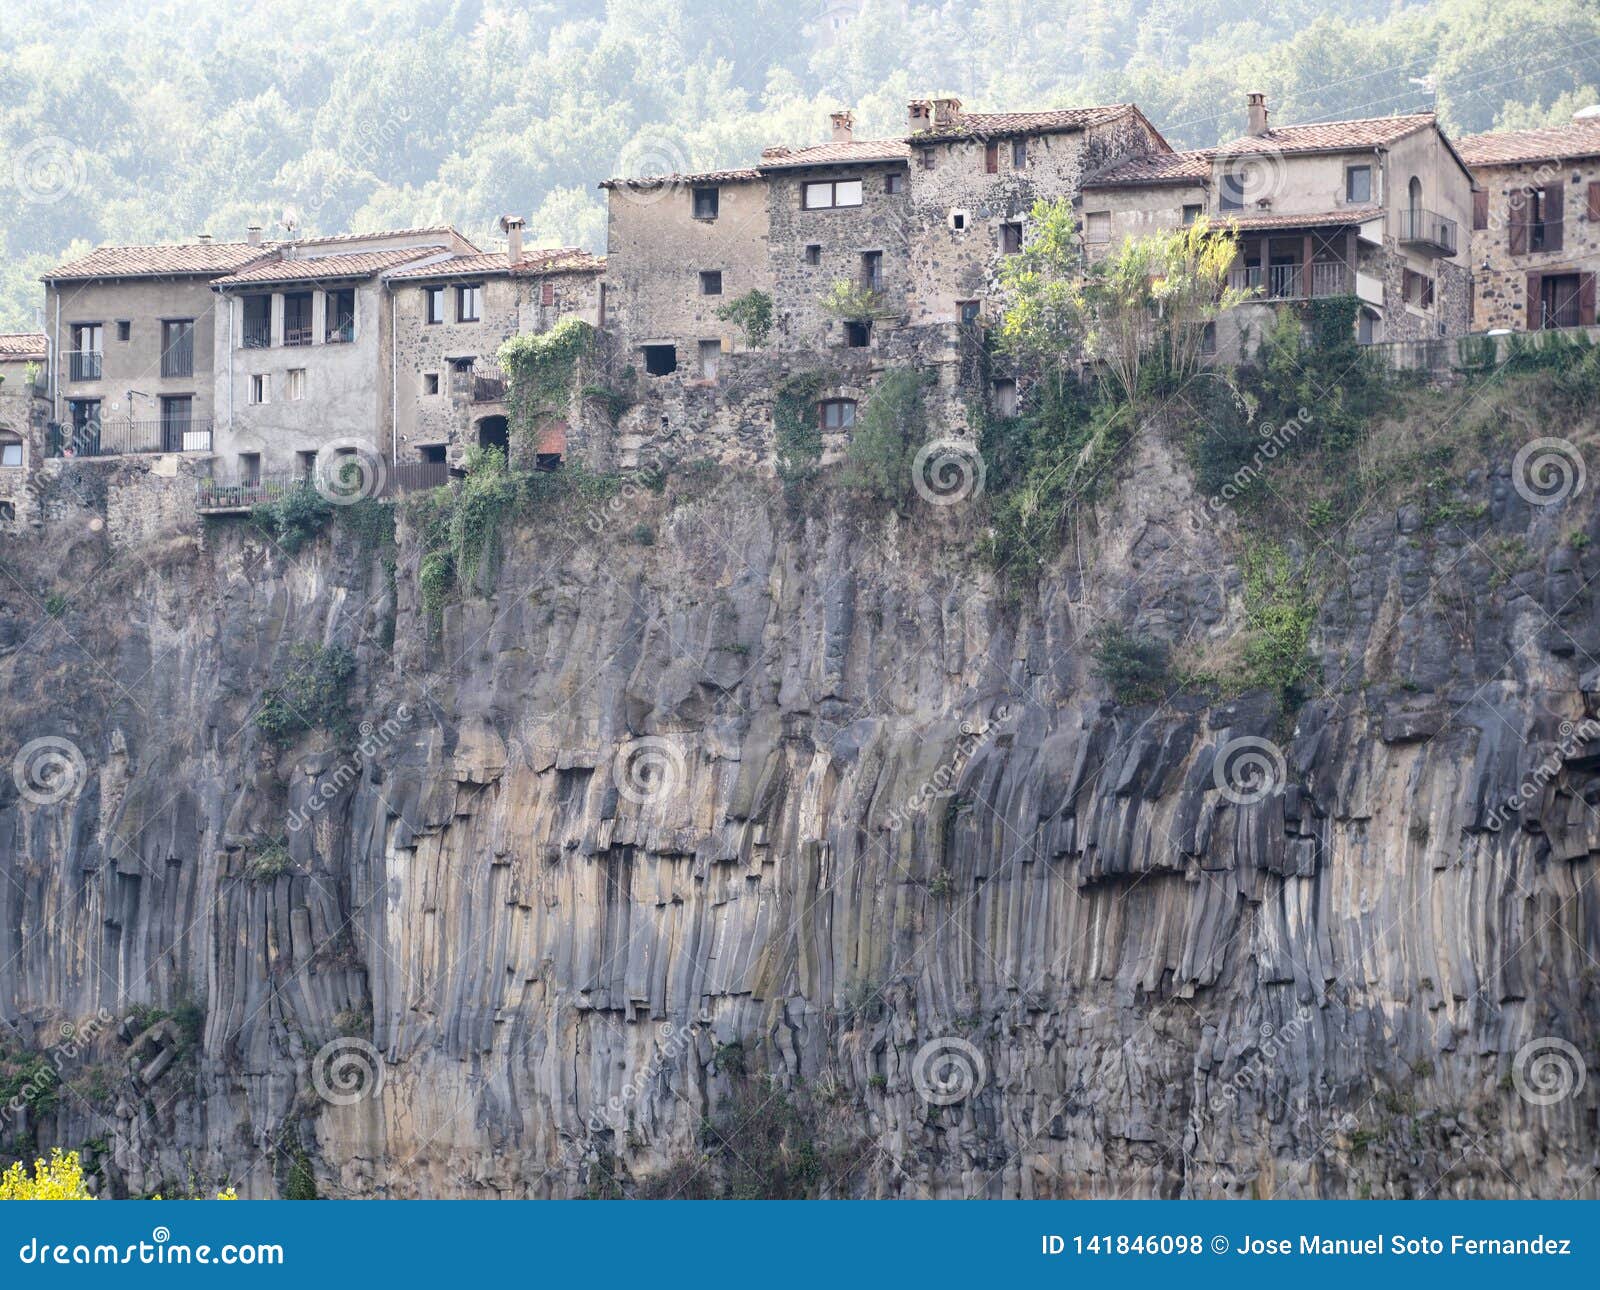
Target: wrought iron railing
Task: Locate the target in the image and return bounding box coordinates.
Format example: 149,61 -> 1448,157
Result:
66,350 -> 102,381
1230,261 -> 1353,301
196,459 -> 450,512
161,328 -> 195,378
47,417 -> 213,458
242,318 -> 272,348
1399,207 -> 1459,255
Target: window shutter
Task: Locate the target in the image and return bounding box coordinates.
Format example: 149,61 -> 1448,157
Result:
1509,197 -> 1528,255
984,142 -> 998,173
541,280 -> 554,306
1544,180 -> 1565,250
1588,180 -> 1600,221
1527,272 -> 1544,329
1581,273 -> 1597,327
1472,189 -> 1488,230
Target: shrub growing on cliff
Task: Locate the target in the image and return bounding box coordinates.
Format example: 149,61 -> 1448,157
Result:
714,289 -> 773,347
838,368 -> 931,506
1091,624 -> 1171,704
251,484 -> 332,554
254,643 -> 357,746
772,371 -> 826,503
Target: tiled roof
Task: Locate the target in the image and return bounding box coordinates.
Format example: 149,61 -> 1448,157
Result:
1218,113 -> 1436,156
386,248 -> 604,280
758,139 -> 910,169
213,246 -> 452,287
45,241 -> 274,281
0,332 -> 47,360
1083,149 -> 1216,187
910,104 -> 1133,140
1456,120 -> 1600,166
295,225 -> 474,249
600,167 -> 762,189
1217,207 -> 1382,231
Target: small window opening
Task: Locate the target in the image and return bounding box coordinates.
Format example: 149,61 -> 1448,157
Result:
692,187 -> 720,220
805,244 -> 822,265
643,344 -> 677,376
844,321 -> 871,348
699,270 -> 723,295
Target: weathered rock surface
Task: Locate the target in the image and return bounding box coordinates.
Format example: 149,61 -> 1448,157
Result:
1,428 -> 1597,1198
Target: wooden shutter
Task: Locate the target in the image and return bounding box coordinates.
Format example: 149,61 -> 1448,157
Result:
1510,194 -> 1528,255
1581,273 -> 1598,327
1527,271 -> 1544,329
1472,189 -> 1489,230
984,142 -> 998,173
541,280 -> 554,306
1588,180 -> 1600,221
1544,180 -> 1565,250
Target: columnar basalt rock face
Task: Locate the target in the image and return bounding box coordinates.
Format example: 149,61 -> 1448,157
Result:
0,419 -> 1597,1199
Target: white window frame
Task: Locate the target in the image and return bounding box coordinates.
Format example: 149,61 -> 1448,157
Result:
802,178 -> 864,210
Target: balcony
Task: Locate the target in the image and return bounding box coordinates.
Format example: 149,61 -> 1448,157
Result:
161,333 -> 194,378
1399,207 -> 1459,256
242,319 -> 272,349
66,350 -> 102,381
196,460 -> 448,514
46,417 -> 213,458
1229,259 -> 1353,301
450,360 -> 507,403
283,323 -> 315,347
324,317 -> 355,344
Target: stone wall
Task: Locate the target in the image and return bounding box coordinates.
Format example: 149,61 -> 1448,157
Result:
1471,159 -> 1600,331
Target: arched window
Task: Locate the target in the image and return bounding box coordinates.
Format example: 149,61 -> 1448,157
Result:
1408,176 -> 1422,215
818,399 -> 857,430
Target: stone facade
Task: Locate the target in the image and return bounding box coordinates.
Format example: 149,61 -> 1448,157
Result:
0,340 -> 49,530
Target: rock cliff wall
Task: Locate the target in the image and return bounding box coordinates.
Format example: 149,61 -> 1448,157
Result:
1,411 -> 1597,1199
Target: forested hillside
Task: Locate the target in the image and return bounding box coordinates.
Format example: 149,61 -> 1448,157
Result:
2,0 -> 1598,330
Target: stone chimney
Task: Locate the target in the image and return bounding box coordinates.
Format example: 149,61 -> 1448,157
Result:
500,214 -> 525,266
246,225 -> 263,246
196,232 -> 213,244
1246,92 -> 1270,137
830,110 -> 854,143
907,99 -> 931,133
932,97 -> 963,129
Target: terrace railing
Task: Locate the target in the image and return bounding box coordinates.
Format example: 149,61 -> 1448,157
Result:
47,417 -> 213,458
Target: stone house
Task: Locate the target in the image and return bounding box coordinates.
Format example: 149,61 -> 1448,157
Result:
208,227 -> 476,483
387,219 -> 604,470
1082,97 -> 1477,353
41,236 -> 273,458
1456,116 -> 1600,332
0,333 -> 49,527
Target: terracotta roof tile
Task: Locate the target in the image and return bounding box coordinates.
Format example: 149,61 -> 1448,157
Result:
1456,120 -> 1600,166
600,167 -> 762,189
1083,149 -> 1215,187
386,248 -> 604,280
1218,114 -> 1437,157
910,104 -> 1133,140
0,333 -> 47,360
45,241 -> 275,281
295,225 -> 472,248
758,139 -> 910,169
213,247 -> 452,287
1217,207 -> 1382,231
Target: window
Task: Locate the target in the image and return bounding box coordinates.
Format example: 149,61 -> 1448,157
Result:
0,502 -> 13,522
457,284 -> 483,322
1219,172 -> 1245,211
992,378 -> 1018,417
1345,165 -> 1372,204
423,372 -> 440,395
325,288 -> 355,342
805,244 -> 822,265
802,178 -> 864,209
1182,203 -> 1203,225
860,251 -> 883,292
698,339 -> 720,380
844,320 -> 871,348
424,286 -> 446,324
699,270 -> 723,295
160,319 -> 195,378
1084,212 -> 1110,243
541,280 -> 555,307
1534,273 -> 1586,329
818,398 -> 857,430
420,444 -> 447,465
283,292 -> 313,345
1473,189 -> 1489,231
1000,222 -> 1023,254
116,320 -> 130,342
919,149 -> 935,170
1012,139 -> 1027,168
958,300 -> 980,324
984,142 -> 999,173
1403,268 -> 1435,310
1512,183 -> 1565,253
950,210 -> 968,232
249,374 -> 269,404
448,358 -> 473,396
286,368 -> 306,401
1200,322 -> 1217,356
68,323 -> 102,380
885,173 -> 904,194
643,344 -> 677,376
240,452 -> 261,487
296,450 -> 317,479
66,400 -> 101,454
159,396 -> 192,450
692,187 -> 720,220
242,295 -> 271,348
0,435 -> 22,467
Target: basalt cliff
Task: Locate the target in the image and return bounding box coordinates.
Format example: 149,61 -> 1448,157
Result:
1,394 -> 1598,1200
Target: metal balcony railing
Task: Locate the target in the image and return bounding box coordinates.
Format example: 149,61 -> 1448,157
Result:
1230,260 -> 1353,301
324,316 -> 355,344
196,460 -> 449,513
161,330 -> 194,378
283,323 -> 315,347
242,319 -> 272,349
47,417 -> 213,458
1399,207 -> 1459,255
66,350 -> 102,381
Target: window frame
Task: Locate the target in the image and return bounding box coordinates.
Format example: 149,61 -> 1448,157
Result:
1011,139 -> 1027,168
884,173 -> 904,195
249,374 -> 269,405
1345,164 -> 1373,205
699,270 -> 724,295
692,187 -> 720,220
802,178 -> 864,210
424,286 -> 446,325
456,283 -> 484,323
1000,221 -> 1024,255
0,437 -> 22,468
818,397 -> 857,430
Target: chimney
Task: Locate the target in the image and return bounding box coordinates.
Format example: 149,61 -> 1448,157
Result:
246,225 -> 262,246
907,99 -> 931,133
830,110 -> 854,143
1246,92 -> 1270,137
932,97 -> 963,129
196,232 -> 213,244
500,214 -> 525,266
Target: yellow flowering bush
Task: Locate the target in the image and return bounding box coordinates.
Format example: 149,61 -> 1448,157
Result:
0,1149 -> 92,1199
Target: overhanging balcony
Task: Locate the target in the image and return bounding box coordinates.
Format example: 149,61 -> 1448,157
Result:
1399,208 -> 1458,256
65,350 -> 102,381
1229,259 -> 1354,301
47,417 -> 212,458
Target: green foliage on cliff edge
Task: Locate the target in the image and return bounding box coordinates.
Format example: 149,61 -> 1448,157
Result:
838,368 -> 931,507
499,317 -> 593,450
254,643 -> 357,746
